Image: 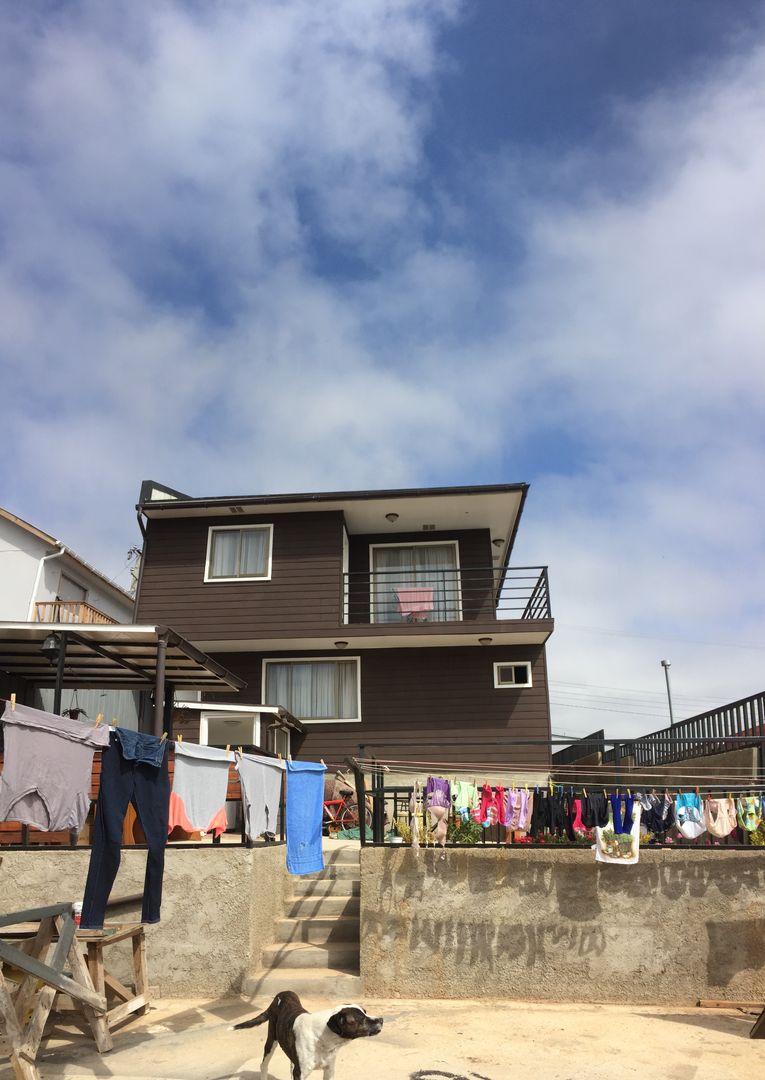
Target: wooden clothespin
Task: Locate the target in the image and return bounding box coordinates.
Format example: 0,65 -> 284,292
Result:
225,744 -> 230,752
237,745 -> 243,756
95,713 -> 104,727
10,693 -> 16,711
583,786 -> 587,798
320,758 -> 326,767
177,733 -> 183,743
627,788 -> 631,798
288,753 -> 292,762
160,732 -> 168,742
277,752 -> 282,760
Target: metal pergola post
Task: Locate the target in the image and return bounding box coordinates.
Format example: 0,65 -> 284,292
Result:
153,634 -> 167,737
52,633 -> 67,715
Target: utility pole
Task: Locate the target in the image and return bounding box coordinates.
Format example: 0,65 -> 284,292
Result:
660,659 -> 675,727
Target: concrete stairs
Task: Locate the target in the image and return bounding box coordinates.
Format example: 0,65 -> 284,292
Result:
243,842 -> 362,1000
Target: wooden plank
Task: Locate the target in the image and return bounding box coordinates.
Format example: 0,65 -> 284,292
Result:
0,904 -> 72,929
86,942 -> 105,1000
12,918 -> 55,1024
106,993 -> 148,1027
0,977 -> 38,1080
103,971 -> 133,1003
698,998 -> 765,1009
750,1004 -> 765,1038
17,984 -> 57,1063
59,921 -> 113,1054
131,929 -> 148,1015
0,940 -> 106,1011
80,925 -> 143,947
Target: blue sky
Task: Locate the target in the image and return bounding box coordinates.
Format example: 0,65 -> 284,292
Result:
1,1 -> 764,738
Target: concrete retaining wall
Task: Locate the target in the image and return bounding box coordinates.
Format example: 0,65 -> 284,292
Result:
360,847 -> 765,1003
0,845 -> 291,997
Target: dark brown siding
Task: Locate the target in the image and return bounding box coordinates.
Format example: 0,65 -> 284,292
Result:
347,529 -> 495,623
203,644 -> 551,768
136,511 -> 345,640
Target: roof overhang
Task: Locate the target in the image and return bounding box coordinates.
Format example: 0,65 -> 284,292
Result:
138,482 -> 530,560
0,624 -> 246,692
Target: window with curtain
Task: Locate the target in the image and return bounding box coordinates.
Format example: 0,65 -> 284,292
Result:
370,543 -> 460,623
205,525 -> 272,580
264,659 -> 360,722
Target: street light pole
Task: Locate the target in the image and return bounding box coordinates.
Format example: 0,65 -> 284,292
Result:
660,659 -> 675,727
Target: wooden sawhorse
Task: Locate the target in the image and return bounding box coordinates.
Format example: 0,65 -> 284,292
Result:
78,924 -> 149,1028
0,903 -> 111,1080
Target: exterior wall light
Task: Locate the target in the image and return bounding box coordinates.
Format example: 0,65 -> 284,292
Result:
492,538 -> 504,548
334,641 -> 349,649
385,512 -> 399,523
41,632 -> 62,665
478,637 -> 493,646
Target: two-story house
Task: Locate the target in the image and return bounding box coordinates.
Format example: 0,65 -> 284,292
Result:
134,481 -> 554,767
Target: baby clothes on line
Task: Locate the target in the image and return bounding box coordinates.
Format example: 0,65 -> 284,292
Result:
675,792 -> 706,839
426,776 -> 451,849
705,797 -> 737,838
80,729 -> 169,930
505,789 -> 521,829
736,795 -> 761,833
236,753 -> 286,841
594,803 -> 642,865
168,742 -> 233,838
518,790 -> 533,831
0,701 -> 109,833
452,780 -> 478,822
285,760 -> 326,875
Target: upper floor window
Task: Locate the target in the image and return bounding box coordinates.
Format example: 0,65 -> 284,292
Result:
263,657 -> 361,723
493,661 -> 532,688
370,541 -> 461,624
204,524 -> 273,582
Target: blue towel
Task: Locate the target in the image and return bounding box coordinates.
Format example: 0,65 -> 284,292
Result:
286,761 -> 326,876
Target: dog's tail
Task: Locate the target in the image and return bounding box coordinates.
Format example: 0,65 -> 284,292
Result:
233,1008 -> 270,1030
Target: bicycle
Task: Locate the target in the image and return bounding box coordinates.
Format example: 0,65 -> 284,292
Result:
323,773 -> 373,834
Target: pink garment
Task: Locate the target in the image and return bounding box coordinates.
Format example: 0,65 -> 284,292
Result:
572,798 -> 585,832
396,587 -> 434,619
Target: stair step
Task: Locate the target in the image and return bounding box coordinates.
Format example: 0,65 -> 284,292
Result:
285,895 -> 360,918
275,916 -> 358,944
293,877 -> 360,897
261,942 -> 360,971
308,863 -> 359,880
243,967 -> 362,1001
321,844 -> 360,865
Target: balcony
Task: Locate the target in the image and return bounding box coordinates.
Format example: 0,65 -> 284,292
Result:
33,601 -> 118,626
342,566 -> 551,625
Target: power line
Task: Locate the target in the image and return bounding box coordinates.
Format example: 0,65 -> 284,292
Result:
558,624 -> 765,651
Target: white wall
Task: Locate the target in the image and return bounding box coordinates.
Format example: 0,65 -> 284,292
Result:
0,516 -> 46,619
43,555 -> 133,622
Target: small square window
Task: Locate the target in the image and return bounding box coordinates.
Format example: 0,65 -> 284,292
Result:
493,662 -> 532,688
204,525 -> 273,581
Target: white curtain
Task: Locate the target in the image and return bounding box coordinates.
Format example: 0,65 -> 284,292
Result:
372,544 -> 459,623
266,661 -> 358,720
210,528 -> 268,578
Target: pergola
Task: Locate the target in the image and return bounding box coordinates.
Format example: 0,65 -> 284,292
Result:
0,623 -> 246,736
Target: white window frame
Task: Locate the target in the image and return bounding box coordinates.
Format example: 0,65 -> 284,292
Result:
493,661 -> 533,689
204,523 -> 273,583
262,656 -> 362,725
200,710 -> 261,747
368,539 -> 463,623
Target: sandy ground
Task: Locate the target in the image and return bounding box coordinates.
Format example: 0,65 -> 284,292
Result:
2,995 -> 762,1080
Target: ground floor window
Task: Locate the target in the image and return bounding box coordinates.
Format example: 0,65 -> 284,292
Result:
263,657 -> 361,723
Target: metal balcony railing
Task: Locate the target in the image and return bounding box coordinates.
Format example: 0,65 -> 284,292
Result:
33,601 -> 118,626
341,565 -> 551,625
602,691 -> 765,767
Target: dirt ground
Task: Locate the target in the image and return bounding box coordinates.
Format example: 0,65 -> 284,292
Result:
2,995 -> 762,1080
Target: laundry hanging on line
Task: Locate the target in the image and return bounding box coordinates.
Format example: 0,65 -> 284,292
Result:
0,700 -> 109,833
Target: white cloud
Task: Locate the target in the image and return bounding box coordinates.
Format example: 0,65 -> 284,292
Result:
0,3 -> 763,735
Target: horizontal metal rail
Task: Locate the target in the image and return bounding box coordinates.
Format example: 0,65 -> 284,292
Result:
342,565 -> 551,623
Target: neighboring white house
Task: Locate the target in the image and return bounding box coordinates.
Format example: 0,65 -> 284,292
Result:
0,506 -> 134,624
0,506 -> 141,727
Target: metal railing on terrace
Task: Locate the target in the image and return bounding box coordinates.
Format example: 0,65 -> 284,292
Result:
602,691 -> 765,767
33,601 -> 117,626
342,565 -> 551,624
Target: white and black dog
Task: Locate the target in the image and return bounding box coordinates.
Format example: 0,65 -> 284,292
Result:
233,990 -> 383,1079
